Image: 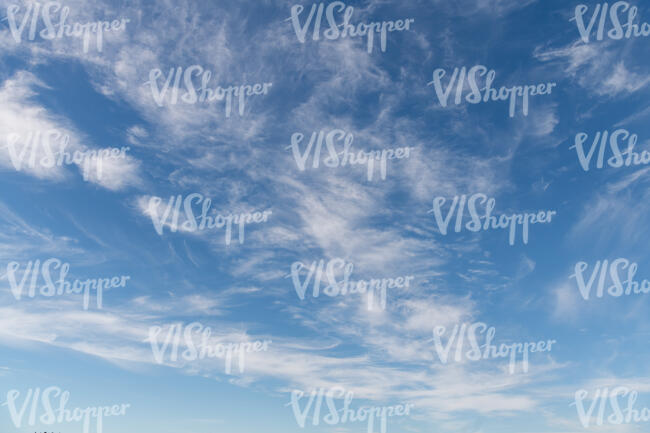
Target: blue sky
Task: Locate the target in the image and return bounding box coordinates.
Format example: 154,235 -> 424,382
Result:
0,0 -> 650,432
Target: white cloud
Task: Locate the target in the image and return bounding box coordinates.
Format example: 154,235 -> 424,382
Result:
601,62 -> 650,96
0,71 -> 141,190
535,42 -> 650,98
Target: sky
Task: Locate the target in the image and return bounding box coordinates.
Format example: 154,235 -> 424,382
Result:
0,0 -> 650,432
